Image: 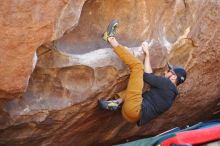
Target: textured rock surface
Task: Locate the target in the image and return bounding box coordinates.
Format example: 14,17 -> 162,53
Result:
1,0 -> 220,146
0,0 -> 86,99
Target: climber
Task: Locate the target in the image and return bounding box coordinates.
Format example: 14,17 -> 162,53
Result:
98,20 -> 187,126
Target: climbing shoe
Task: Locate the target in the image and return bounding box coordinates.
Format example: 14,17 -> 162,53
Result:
98,99 -> 120,111
103,19 -> 119,41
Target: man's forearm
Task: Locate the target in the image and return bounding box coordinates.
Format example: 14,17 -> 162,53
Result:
144,57 -> 153,73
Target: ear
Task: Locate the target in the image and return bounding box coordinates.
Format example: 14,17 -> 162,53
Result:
171,75 -> 177,80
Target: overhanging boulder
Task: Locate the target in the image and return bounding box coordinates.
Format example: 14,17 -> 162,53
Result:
0,0 -> 220,146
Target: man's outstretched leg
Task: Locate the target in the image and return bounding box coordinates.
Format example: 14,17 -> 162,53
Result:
99,37 -> 144,123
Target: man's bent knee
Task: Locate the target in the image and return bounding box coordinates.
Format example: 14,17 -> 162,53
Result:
122,103 -> 141,123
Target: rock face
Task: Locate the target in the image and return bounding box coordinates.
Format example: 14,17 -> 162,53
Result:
1,0 -> 220,146
0,0 -> 86,99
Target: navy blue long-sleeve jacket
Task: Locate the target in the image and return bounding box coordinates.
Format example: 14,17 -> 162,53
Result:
137,72 -> 178,126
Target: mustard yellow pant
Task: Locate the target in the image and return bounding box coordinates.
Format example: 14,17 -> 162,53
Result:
113,45 -> 144,123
